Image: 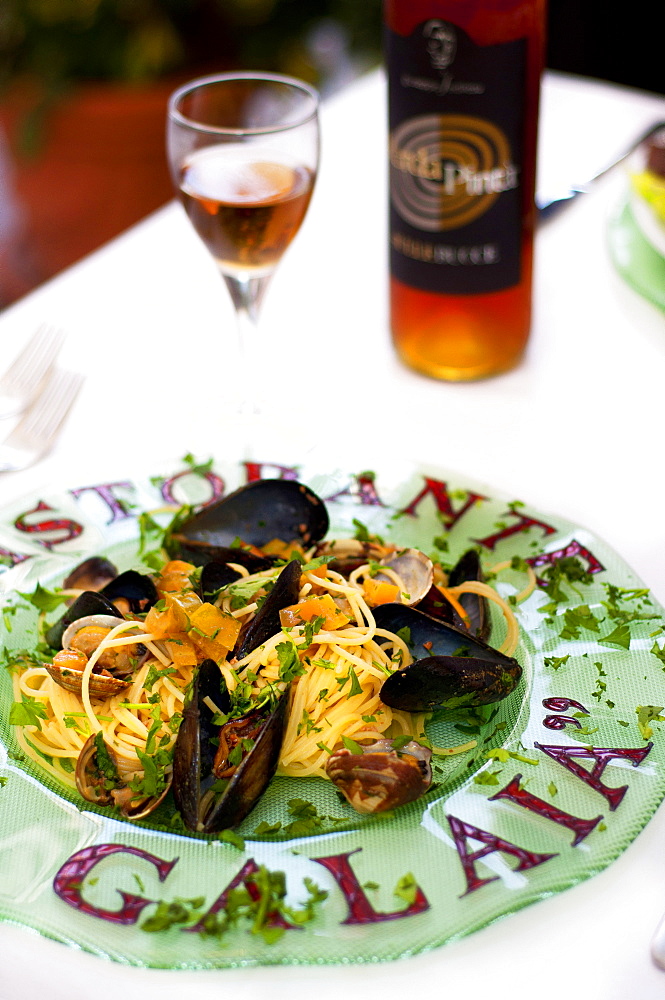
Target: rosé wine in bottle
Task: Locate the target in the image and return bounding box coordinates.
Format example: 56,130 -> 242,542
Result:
385,0 -> 546,380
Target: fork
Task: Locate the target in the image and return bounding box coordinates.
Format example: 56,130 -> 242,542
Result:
0,325 -> 65,420
0,368 -> 84,473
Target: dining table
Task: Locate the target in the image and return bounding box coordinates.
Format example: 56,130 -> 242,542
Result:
0,65 -> 664,1000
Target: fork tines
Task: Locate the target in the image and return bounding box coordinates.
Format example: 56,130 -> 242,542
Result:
0,325 -> 65,420
0,368 -> 83,473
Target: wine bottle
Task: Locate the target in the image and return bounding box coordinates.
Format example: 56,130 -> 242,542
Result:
385,0 -> 546,380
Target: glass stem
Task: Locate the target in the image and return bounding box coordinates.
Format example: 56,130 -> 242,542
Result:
222,272 -> 272,421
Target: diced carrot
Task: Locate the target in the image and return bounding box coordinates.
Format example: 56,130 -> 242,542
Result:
188,602 -> 241,650
438,586 -> 471,629
280,593 -> 350,631
261,538 -> 305,559
144,595 -> 189,638
362,578 -> 400,606
154,560 -> 197,598
163,633 -> 199,668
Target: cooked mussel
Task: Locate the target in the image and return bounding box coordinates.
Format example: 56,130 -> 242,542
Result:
199,553 -> 274,602
172,659 -> 288,833
168,479 -> 329,566
326,738 -> 432,814
100,569 -> 158,615
45,589 -> 121,650
234,558 -> 301,659
447,549 -> 489,640
63,556 -> 118,594
417,549 -> 489,638
375,604 -> 522,711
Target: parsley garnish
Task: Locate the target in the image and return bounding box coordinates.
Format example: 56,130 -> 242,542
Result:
9,697 -> 47,730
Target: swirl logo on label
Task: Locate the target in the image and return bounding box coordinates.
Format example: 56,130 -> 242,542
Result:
390,114 -> 519,232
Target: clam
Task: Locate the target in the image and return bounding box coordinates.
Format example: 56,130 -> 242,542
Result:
374,547 -> 434,606
76,733 -> 171,820
168,479 -> 329,566
326,738 -> 432,814
375,604 -> 522,712
46,614 -> 146,697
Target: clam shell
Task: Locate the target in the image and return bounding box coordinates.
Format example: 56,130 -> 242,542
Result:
376,548 -> 434,606
75,733 -> 171,820
47,614 -> 137,697
45,661 -> 131,698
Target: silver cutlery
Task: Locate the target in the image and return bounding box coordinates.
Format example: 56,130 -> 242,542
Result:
0,324 -> 65,420
537,120 -> 665,222
0,368 -> 83,473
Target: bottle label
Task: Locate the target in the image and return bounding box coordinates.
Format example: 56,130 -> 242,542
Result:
387,20 -> 526,294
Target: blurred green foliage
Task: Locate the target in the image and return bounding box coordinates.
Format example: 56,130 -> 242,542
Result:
0,0 -> 382,92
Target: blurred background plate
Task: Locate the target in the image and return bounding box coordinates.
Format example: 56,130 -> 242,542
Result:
607,198 -> 665,312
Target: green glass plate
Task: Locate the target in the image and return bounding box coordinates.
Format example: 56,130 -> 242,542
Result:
0,457 -> 664,969
607,197 -> 665,311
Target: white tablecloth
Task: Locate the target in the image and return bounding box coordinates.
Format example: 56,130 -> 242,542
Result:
1,69 -> 664,1000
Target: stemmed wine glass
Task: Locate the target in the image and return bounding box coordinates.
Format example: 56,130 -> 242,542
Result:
167,72 -> 320,432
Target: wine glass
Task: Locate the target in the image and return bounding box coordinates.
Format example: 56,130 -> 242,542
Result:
167,71 -> 320,431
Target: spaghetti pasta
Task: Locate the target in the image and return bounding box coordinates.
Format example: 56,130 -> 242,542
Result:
8,514 -> 529,826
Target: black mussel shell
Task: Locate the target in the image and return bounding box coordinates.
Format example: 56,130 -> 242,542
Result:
447,549 -> 489,640
172,659 -> 230,830
101,570 -> 158,615
199,552 -> 275,601
204,692 -> 287,832
63,556 -> 118,593
46,590 -> 121,650
172,658 -> 288,833
375,604 -> 522,712
168,479 -> 329,565
234,559 -> 301,660
417,583 -> 468,631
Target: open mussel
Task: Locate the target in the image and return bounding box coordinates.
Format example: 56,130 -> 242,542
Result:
417,549 -> 489,638
172,659 -> 288,833
63,556 -> 118,594
376,604 -> 522,712
199,552 -> 274,602
45,590 -> 121,650
45,569 -> 157,649
234,558 -> 301,660
168,479 -> 329,566
447,549 -> 489,640
100,569 -> 158,616
172,558 -> 301,832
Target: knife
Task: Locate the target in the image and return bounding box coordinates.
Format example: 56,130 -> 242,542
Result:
536,120 -> 665,222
